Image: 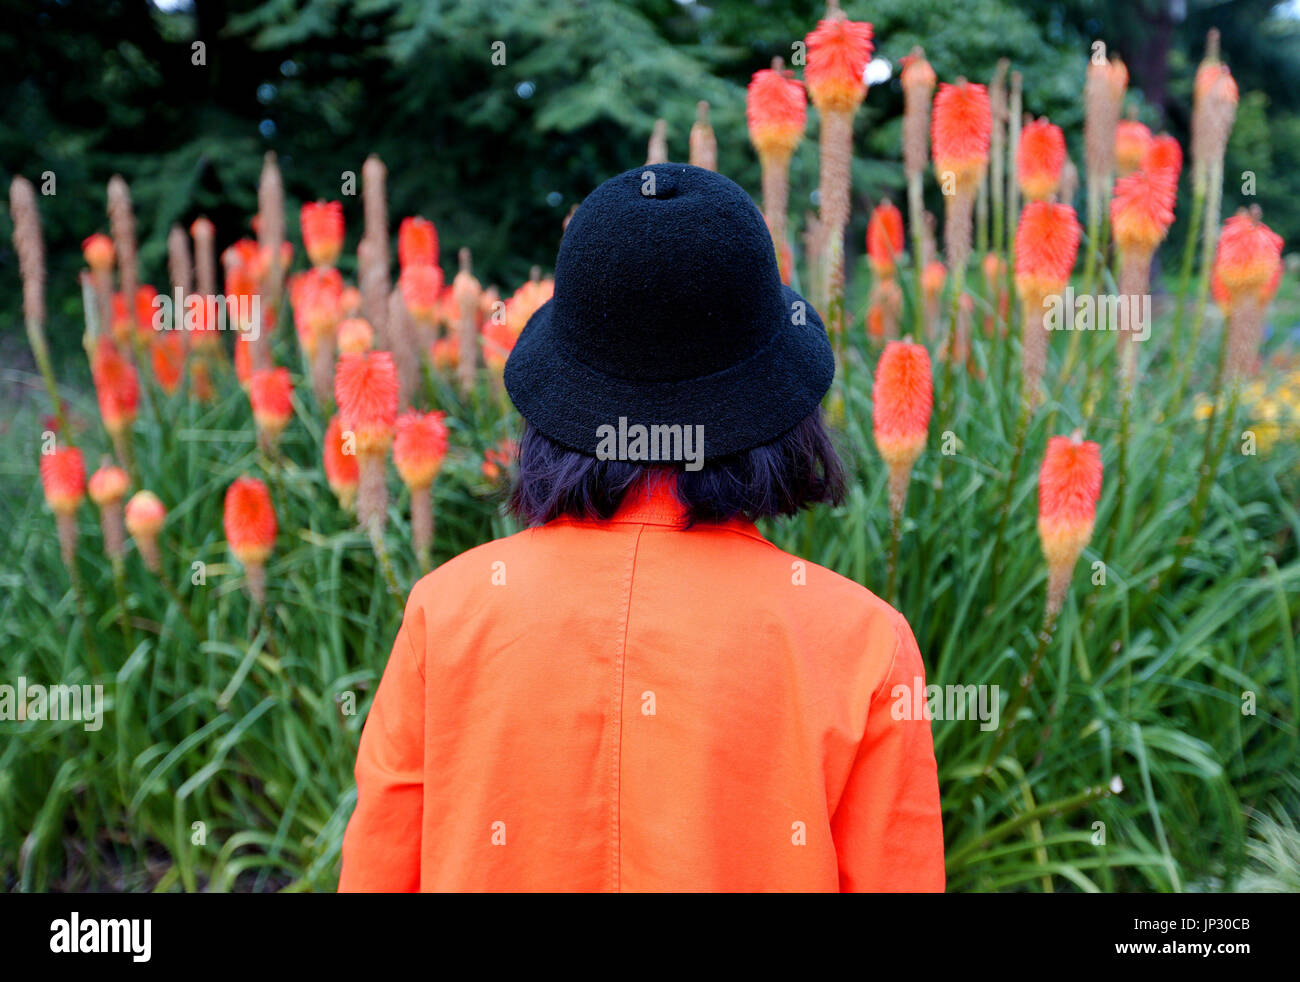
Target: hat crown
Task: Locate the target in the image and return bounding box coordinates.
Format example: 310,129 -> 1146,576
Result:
550,165 -> 784,382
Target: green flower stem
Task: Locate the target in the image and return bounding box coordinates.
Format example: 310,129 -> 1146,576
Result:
988,399 -> 1032,603
25,317 -> 69,435
112,556 -> 133,650
908,172 -> 927,341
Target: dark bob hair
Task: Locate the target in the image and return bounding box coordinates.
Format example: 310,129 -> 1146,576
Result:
507,411 -> 846,527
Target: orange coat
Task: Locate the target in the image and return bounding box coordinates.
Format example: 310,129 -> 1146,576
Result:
338,480 -> 944,892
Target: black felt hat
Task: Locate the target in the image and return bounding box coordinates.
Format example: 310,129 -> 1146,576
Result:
503,163 -> 834,460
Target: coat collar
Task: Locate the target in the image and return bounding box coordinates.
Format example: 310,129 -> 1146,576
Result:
555,475 -> 769,541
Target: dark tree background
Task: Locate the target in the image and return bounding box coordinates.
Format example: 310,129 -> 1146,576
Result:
3,0 -> 1299,368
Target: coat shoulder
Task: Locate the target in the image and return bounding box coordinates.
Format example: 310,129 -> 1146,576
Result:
404,525 -> 539,610
751,536 -> 907,628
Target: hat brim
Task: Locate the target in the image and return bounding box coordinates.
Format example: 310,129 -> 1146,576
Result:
503,284 -> 834,460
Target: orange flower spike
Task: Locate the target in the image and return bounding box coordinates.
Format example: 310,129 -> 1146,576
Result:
899,50 -> 937,95
292,266 -> 345,338
394,410 -> 450,568
1214,210 -> 1284,303
1195,59 -> 1236,102
866,200 -> 905,278
247,367 -> 294,447
82,234 -> 115,274
151,331 -> 186,395
129,284 -> 159,340
89,464 -> 130,561
91,336 -> 140,436
301,200 -> 344,268
41,446 -> 86,517
1111,169 -> 1176,258
1214,208 -> 1285,379
336,351 -> 399,535
323,414 -> 360,510
398,216 -> 439,271
872,340 -> 933,517
1014,201 -> 1082,306
1015,201 -> 1081,402
41,445 -> 86,569
1037,433 -> 1103,617
932,81 -> 993,194
746,66 -> 807,159
1191,43 -> 1238,178
1114,120 -> 1153,177
233,334 -> 253,388
337,318 -> 374,356
124,489 -> 167,572
1017,118 -> 1066,201
804,10 -> 874,113
223,476 -> 276,603
133,284 -> 159,336
88,464 -> 129,507
1142,134 -> 1183,189
393,411 -> 450,492
399,264 -> 444,324
334,351 -> 399,453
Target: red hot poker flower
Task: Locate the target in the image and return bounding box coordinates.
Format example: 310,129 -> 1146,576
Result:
91,336 -> 139,436
334,351 -> 399,453
1038,433 -> 1103,616
398,217 -> 439,271
400,264 -> 444,324
932,81 -> 992,194
1142,134 -> 1183,188
88,464 -> 129,506
248,367 -> 294,442
746,66 -> 807,159
301,200 -> 344,268
393,411 -> 450,491
872,340 -> 933,517
223,476 -> 277,567
804,13 -> 874,113
1111,168 -> 1177,258
1014,201 -> 1082,305
82,234 -> 115,274
1017,118 -> 1066,202
41,446 -> 86,516
1214,209 -> 1284,304
866,200 -> 905,277
323,414 -> 360,509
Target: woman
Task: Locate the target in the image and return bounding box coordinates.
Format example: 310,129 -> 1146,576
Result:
339,164 -> 944,892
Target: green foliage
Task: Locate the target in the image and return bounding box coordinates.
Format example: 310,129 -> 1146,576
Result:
1,263 -> 1297,890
